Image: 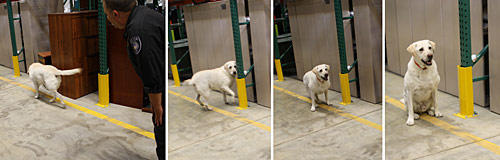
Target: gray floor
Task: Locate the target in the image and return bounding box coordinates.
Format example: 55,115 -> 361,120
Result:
385,71 -> 500,159
168,80 -> 271,160
274,77 -> 382,160
0,66 -> 157,160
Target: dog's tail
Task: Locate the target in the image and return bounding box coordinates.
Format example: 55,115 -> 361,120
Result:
57,68 -> 82,76
182,79 -> 193,86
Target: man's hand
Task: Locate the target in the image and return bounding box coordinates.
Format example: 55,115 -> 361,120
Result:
149,93 -> 163,126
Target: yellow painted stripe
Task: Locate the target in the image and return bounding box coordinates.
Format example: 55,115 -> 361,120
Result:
168,90 -> 270,131
0,76 -> 155,140
386,96 -> 500,155
274,85 -> 382,131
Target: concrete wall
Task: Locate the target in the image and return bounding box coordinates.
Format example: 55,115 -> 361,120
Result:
287,0 -> 382,103
0,1 -> 64,72
386,0 -> 487,106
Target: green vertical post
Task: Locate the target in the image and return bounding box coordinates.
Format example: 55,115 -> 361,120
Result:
274,28 -> 280,60
229,0 -> 248,109
334,0 -> 348,74
177,8 -> 185,39
169,23 -> 177,65
98,0 -> 107,74
7,0 -> 17,57
459,0 -> 473,67
97,0 -> 109,107
229,0 -> 245,78
75,0 -> 80,11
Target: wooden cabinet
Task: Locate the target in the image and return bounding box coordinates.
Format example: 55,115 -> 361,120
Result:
48,11 -> 98,99
107,23 -> 144,109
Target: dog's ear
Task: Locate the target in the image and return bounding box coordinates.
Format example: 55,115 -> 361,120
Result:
428,40 -> 436,50
406,42 -> 416,54
326,64 -> 330,71
312,66 -> 319,76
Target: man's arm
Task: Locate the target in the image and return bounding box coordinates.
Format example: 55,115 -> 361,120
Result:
149,93 -> 163,126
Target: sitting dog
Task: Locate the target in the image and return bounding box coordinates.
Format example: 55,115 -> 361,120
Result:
28,63 -> 81,108
303,64 -> 332,112
403,40 -> 442,126
183,61 -> 237,111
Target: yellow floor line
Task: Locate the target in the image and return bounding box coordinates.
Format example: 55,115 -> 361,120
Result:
274,85 -> 382,131
386,96 -> 500,155
0,76 -> 155,140
168,90 -> 271,132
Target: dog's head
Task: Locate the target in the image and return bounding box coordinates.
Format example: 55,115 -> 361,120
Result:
312,64 -> 330,81
407,40 -> 436,66
223,61 -> 237,76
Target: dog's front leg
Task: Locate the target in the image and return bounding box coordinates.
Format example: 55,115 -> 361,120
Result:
221,86 -> 236,104
310,89 -> 317,112
405,89 -> 415,126
324,91 -> 332,105
222,91 -> 228,105
429,88 -> 442,117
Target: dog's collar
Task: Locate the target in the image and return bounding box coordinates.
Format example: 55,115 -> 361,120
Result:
316,75 -> 325,83
414,60 -> 427,70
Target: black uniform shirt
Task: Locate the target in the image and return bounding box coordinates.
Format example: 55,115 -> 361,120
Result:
124,6 -> 165,94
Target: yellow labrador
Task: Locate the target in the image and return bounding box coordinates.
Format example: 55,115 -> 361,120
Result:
303,64 -> 331,112
183,61 -> 238,111
28,63 -> 81,108
403,40 -> 442,126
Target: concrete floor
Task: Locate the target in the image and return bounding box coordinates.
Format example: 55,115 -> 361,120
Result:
274,77 -> 382,160
385,71 -> 500,159
0,66 -> 157,159
168,80 -> 271,160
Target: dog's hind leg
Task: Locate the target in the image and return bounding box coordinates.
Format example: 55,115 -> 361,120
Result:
428,89 -> 442,117
49,90 -> 57,103
56,91 -> 66,108
32,80 -> 40,99
197,89 -> 212,111
196,94 -> 205,106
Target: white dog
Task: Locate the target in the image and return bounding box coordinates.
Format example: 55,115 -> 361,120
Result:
403,40 -> 442,126
28,63 -> 81,108
303,64 -> 332,112
183,61 -> 238,111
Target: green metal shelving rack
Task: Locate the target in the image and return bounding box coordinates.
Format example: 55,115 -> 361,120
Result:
6,0 -> 27,77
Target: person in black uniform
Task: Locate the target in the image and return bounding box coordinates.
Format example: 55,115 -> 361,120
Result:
102,0 -> 165,159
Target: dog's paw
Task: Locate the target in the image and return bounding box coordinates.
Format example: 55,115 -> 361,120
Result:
427,110 -> 434,116
434,111 -> 443,117
34,95 -> 39,99
406,119 -> 415,126
310,106 -> 316,112
206,105 -> 213,111
327,101 -> 333,106
414,113 -> 420,120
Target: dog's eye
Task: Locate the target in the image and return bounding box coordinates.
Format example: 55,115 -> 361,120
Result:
428,47 -> 432,50
419,48 -> 424,51
325,68 -> 328,71
319,69 -> 323,72
229,66 -> 232,69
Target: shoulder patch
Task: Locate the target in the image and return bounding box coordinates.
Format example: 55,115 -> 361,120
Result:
129,36 -> 142,55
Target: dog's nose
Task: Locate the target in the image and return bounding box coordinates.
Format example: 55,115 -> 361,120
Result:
427,54 -> 433,60
325,73 -> 328,77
